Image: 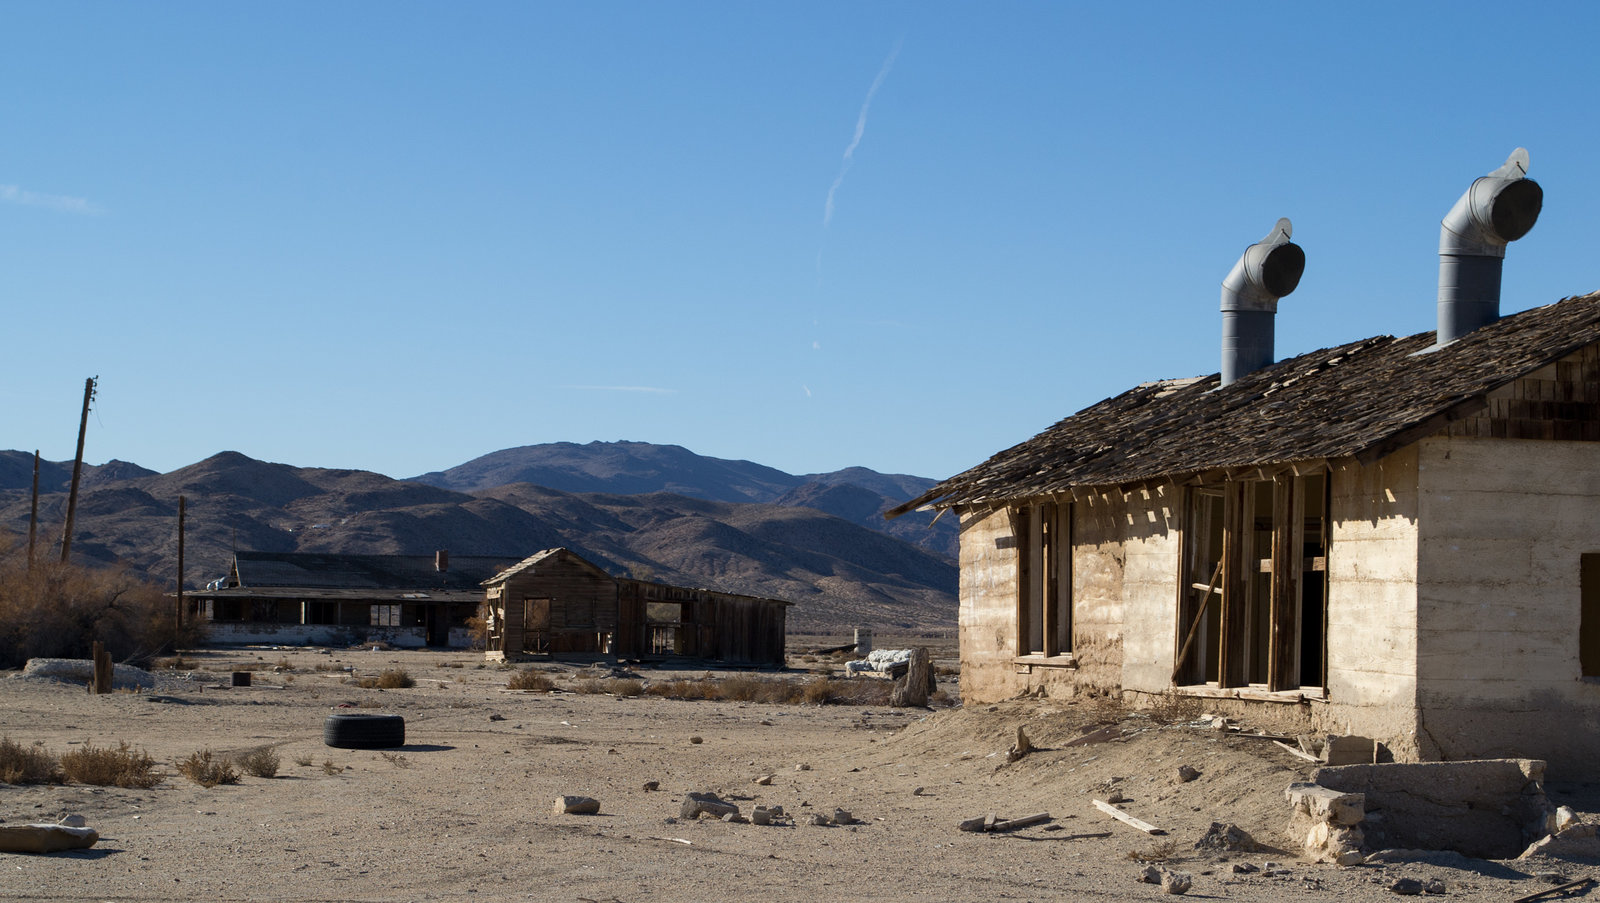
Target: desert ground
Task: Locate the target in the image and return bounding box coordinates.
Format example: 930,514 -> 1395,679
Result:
2,642 -> 1597,903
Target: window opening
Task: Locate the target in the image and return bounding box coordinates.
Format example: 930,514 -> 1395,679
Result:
1175,475 -> 1328,691
1017,501 -> 1072,656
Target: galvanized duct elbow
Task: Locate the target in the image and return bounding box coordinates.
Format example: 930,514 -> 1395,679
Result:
1437,147 -> 1542,345
1220,218 -> 1305,386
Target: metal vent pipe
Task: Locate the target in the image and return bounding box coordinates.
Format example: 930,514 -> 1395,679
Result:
1221,218 -> 1305,386
1437,148 -> 1542,345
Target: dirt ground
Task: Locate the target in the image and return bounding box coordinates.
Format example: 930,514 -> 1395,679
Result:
2,644 -> 1597,903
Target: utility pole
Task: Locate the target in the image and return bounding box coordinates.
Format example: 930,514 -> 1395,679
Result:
176,495 -> 186,637
27,450 -> 39,571
59,376 -> 97,565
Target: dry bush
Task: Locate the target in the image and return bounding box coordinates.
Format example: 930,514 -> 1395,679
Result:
176,750 -> 239,788
1127,840 -> 1177,862
376,669 -> 414,689
379,751 -> 411,768
644,679 -> 712,700
506,670 -> 555,691
61,741 -> 162,788
0,738 -> 62,785
1143,692 -> 1201,725
234,747 -> 280,778
355,669 -> 414,689
802,677 -> 894,706
0,533 -> 204,668
293,753 -> 314,767
321,760 -> 341,775
575,678 -> 642,696
717,673 -> 767,701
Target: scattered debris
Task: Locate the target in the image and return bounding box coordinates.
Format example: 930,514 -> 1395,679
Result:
553,795 -> 600,815
680,792 -> 739,820
1176,764 -> 1200,783
1194,822 -> 1256,853
1137,864 -> 1192,895
754,774 -> 774,786
1093,799 -> 1164,835
1005,726 -> 1034,763
1274,740 -> 1321,763
1389,877 -> 1423,896
0,821 -> 99,854
642,780 -> 660,792
1513,877 -> 1596,903
1064,725 -> 1123,747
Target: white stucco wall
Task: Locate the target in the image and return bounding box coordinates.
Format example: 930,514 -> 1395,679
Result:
1414,436 -> 1600,775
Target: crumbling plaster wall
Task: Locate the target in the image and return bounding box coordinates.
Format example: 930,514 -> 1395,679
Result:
1319,448 -> 1424,758
956,489 -> 1177,704
1109,485 -> 1182,694
956,507 -> 1024,703
1413,436 -> 1600,776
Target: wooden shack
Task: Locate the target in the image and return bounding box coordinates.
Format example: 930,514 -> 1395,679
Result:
887,291 -> 1600,776
616,578 -> 788,665
484,548 -> 791,666
483,548 -> 618,656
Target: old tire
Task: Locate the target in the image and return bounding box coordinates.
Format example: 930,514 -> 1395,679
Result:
323,713 -> 405,749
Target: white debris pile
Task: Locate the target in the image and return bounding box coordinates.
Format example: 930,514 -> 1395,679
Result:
844,648 -> 912,678
17,658 -> 159,690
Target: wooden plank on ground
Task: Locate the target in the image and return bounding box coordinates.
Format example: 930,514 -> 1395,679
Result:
1092,799 -> 1164,835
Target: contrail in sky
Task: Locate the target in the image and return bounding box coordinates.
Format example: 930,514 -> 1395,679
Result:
0,184 -> 104,215
823,39 -> 901,228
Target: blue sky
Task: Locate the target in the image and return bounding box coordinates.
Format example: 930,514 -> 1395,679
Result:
4,2 -> 1599,482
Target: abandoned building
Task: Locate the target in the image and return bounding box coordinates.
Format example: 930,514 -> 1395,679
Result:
483,547 -> 790,665
191,550 -> 514,647
887,149 -> 1600,775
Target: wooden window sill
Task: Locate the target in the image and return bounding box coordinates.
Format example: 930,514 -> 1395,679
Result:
1170,683 -> 1325,703
1013,654 -> 1077,670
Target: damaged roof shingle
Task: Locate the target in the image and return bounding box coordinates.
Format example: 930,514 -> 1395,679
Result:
888,291 -> 1600,516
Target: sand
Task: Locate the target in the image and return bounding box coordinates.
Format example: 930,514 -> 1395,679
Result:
0,646 -> 1594,902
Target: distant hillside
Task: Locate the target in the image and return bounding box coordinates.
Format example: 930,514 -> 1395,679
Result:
410,440 -> 956,560
0,448 -> 956,632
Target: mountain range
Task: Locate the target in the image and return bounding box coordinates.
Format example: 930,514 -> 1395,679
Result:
0,442 -> 957,631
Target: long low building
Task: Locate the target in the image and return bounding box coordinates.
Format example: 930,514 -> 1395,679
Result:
191,551 -> 516,648
190,547 -> 795,665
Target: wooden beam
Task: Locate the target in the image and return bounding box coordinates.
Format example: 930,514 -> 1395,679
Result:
1092,799 -> 1164,835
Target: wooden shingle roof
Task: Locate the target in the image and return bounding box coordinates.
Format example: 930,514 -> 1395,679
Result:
888,291 -> 1600,516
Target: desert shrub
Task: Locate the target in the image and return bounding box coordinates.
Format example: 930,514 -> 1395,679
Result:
1143,692 -> 1200,725
507,670 -> 555,691
375,669 -> 413,689
0,534 -> 204,668
293,753 -> 314,767
176,750 -> 239,788
62,741 -> 162,788
234,747 -> 280,778
0,738 -> 62,784
355,669 -> 414,689
717,673 -> 766,701
379,751 -> 411,768
321,760 -> 341,775
574,678 -> 644,696
644,679 -> 710,700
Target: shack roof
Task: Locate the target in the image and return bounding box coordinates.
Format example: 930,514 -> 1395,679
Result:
888,291 -> 1600,516
229,551 -> 514,591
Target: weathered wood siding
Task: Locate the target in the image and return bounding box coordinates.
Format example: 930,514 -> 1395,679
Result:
616,580 -> 788,665
1414,434 -> 1600,776
492,552 -> 617,656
